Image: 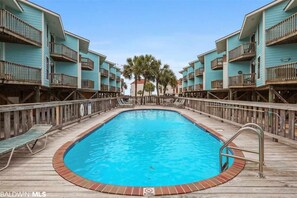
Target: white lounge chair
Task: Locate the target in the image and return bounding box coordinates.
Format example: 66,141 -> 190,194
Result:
0,124 -> 52,171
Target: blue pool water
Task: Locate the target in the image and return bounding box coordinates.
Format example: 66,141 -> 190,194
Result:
64,110 -> 233,187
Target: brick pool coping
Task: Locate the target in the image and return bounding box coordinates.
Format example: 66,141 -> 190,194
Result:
52,108 -> 245,196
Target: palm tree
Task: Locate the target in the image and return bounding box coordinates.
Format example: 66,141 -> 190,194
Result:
159,66 -> 177,95
138,54 -> 156,105
120,78 -> 127,94
122,56 -> 142,104
151,60 -> 168,104
144,82 -> 155,96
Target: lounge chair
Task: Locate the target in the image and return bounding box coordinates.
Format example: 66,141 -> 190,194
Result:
0,124 -> 52,171
173,99 -> 185,108
117,98 -> 134,108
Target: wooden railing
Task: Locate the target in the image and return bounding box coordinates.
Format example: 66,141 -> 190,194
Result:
110,86 -> 116,92
81,57 -> 94,70
81,79 -> 94,89
211,80 -> 223,89
0,9 -> 42,46
266,13 -> 297,46
195,84 -> 203,91
211,57 -> 223,70
183,76 -> 187,81
195,68 -> 204,76
183,88 -> 187,92
117,87 -> 121,92
116,76 -> 121,82
50,43 -> 78,62
229,73 -> 256,87
229,43 -> 255,62
266,62 -> 297,83
50,73 -> 77,88
184,98 -> 297,142
100,68 -> 108,77
131,95 -> 175,105
0,61 -> 41,84
101,84 -> 108,91
0,98 -> 118,140
109,73 -> 116,80
188,85 -> 194,91
188,72 -> 194,79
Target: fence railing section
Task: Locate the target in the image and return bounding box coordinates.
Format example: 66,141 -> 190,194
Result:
184,98 -> 297,142
229,73 -> 256,87
0,98 -> 118,140
81,57 -> 94,70
266,62 -> 297,83
116,76 -> 121,82
50,43 -> 78,62
195,68 -> 204,76
101,84 -> 108,91
0,9 -> 42,46
266,13 -> 297,45
0,61 -> 41,84
211,80 -> 223,89
211,57 -> 223,70
50,73 -> 77,88
109,73 -> 116,80
195,84 -> 203,91
81,79 -> 94,89
100,69 -> 108,77
188,85 -> 194,91
110,86 -> 116,92
183,76 -> 187,81
229,43 -> 256,62
188,72 -> 194,79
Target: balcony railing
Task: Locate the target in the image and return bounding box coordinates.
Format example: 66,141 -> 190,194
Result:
50,43 -> 78,63
50,73 -> 77,88
266,62 -> 297,84
100,68 -> 108,77
101,84 -> 108,91
229,43 -> 256,62
110,86 -> 116,92
211,57 -> 223,70
117,87 -> 121,92
188,72 -> 194,79
188,85 -> 194,91
0,9 -> 42,47
183,76 -> 187,81
183,88 -> 187,92
195,84 -> 203,91
81,79 -> 94,89
81,57 -> 94,70
229,73 -> 256,88
211,80 -> 223,89
266,13 -> 297,46
116,76 -> 120,82
0,61 -> 41,84
109,73 -> 116,80
195,68 -> 204,76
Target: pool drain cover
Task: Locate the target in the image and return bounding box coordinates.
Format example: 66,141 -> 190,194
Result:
143,188 -> 155,196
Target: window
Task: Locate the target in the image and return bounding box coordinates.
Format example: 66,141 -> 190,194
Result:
46,25 -> 49,47
46,57 -> 49,80
257,23 -> 260,46
257,56 -> 261,79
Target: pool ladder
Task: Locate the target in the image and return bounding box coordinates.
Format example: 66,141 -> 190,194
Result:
219,123 -> 265,178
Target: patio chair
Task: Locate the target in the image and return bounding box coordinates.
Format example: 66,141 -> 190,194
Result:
173,99 -> 185,108
0,124 -> 52,171
117,98 -> 134,108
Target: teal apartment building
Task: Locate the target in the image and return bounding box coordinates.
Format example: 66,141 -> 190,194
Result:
182,0 -> 297,103
0,0 -> 121,104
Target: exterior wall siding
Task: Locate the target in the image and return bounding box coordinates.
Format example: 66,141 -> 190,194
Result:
194,61 -> 203,85
81,51 -> 100,90
101,62 -> 109,85
204,51 -> 224,90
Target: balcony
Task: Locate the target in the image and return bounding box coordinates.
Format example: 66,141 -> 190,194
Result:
229,43 -> 256,62
0,61 -> 41,85
81,57 -> 94,70
229,73 -> 256,88
211,80 -> 223,89
183,76 -> 187,81
266,13 -> 297,46
195,68 -> 204,76
109,73 -> 116,80
100,68 -> 108,78
81,79 -> 94,89
266,62 -> 297,84
0,9 -> 42,47
116,76 -> 120,82
183,88 -> 187,92
188,72 -> 194,79
188,85 -> 194,91
50,73 -> 77,88
117,87 -> 121,92
110,86 -> 116,92
195,84 -> 203,91
101,84 -> 108,91
211,57 -> 223,70
50,43 -> 78,63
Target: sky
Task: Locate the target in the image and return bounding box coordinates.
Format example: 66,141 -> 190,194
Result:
31,0 -> 272,93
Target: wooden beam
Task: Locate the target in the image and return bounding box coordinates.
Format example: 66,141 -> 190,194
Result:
63,91 -> 75,101
0,93 -> 14,104
255,91 -> 268,102
20,91 -> 35,103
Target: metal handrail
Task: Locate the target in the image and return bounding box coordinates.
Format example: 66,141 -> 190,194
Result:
219,123 -> 264,178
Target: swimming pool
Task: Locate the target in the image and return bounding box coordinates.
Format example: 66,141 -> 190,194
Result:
63,110 -> 233,187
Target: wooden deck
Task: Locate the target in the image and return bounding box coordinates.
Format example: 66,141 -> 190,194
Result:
1,106 -> 297,197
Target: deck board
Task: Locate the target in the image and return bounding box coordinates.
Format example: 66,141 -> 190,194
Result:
1,106 -> 297,198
